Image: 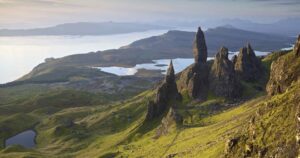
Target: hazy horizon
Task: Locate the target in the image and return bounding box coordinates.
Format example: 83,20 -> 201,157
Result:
0,0 -> 300,29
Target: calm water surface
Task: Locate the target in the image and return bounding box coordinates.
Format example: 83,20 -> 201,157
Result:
0,30 -> 170,84
5,130 -> 36,148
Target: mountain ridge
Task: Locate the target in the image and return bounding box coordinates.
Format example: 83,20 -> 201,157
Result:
0,22 -> 169,36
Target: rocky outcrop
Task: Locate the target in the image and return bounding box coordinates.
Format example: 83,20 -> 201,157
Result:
178,63 -> 209,100
266,37 -> 300,96
224,137 -> 239,156
265,38 -> 300,95
234,43 -> 263,82
178,27 -> 209,100
146,61 -> 181,120
295,35 -> 300,56
193,27 -> 208,63
209,47 -> 241,98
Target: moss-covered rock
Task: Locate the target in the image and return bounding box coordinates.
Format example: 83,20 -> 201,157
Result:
266,51 -> 300,96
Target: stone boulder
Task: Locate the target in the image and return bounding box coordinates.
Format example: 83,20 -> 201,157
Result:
209,47 -> 242,98
193,27 -> 207,63
234,43 -> 263,82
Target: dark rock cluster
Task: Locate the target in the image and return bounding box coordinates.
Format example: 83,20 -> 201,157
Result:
266,36 -> 300,96
147,26 -> 266,120
234,43 -> 263,82
209,47 -> 242,98
146,61 -> 181,120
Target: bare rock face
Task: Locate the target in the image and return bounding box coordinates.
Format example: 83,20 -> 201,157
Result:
146,61 -> 181,120
234,44 -> 263,82
266,53 -> 300,96
178,63 -> 209,100
295,35 -> 300,56
267,37 -> 300,96
209,47 -> 242,98
193,27 -> 207,63
145,100 -> 157,120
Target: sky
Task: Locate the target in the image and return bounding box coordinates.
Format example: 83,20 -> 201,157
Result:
0,0 -> 299,28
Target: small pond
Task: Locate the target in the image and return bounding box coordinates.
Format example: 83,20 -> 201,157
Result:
5,130 -> 36,148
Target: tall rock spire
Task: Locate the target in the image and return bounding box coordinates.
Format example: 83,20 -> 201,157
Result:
178,26 -> 209,100
165,60 -> 175,83
193,27 -> 208,63
295,35 -> 300,56
146,60 -> 181,121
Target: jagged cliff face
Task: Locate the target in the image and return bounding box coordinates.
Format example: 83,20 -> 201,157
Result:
146,61 -> 181,120
178,27 -> 209,100
235,44 -> 263,82
266,36 -> 300,96
209,47 -> 241,98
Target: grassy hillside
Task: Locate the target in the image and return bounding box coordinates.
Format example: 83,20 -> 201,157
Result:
0,50 -> 297,157
226,80 -> 300,157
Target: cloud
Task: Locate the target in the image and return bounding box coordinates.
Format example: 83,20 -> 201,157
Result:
0,0 -> 299,28
0,0 -> 79,7
248,0 -> 300,5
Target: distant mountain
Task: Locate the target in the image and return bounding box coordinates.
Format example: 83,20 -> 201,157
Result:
0,22 -> 169,36
157,18 -> 300,37
125,26 -> 294,56
203,18 -> 300,37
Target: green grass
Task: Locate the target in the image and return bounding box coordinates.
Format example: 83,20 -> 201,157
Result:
0,113 -> 38,148
227,81 -> 300,157
0,50 -> 296,157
